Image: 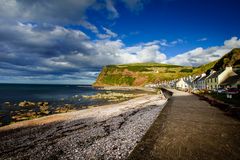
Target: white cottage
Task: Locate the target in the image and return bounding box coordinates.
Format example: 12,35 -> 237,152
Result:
176,78 -> 191,90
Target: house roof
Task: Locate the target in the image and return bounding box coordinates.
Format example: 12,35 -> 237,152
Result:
206,70 -> 223,79
201,76 -> 208,81
192,76 -> 201,82
220,75 -> 240,86
233,67 -> 240,75
198,75 -> 207,81
177,78 -> 192,85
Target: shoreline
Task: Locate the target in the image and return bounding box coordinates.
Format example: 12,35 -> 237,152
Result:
0,95 -> 165,132
94,86 -> 157,92
0,94 -> 167,159
1,88 -> 152,127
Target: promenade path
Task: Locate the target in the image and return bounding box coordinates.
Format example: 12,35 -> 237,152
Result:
128,89 -> 240,160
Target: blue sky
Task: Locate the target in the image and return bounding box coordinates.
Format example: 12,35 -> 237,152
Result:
0,0 -> 240,84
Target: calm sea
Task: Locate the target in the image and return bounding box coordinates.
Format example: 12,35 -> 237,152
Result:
0,83 -> 101,103
0,84 -> 140,126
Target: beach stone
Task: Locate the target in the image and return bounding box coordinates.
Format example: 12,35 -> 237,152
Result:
37,102 -> 48,107
19,101 -> 35,107
38,102 -> 49,114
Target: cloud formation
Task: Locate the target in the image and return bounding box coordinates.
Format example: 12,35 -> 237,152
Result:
121,0 -> 147,12
1,19 -> 239,83
197,37 -> 208,42
0,0 -> 239,84
164,37 -> 240,66
0,20 -> 167,83
0,0 -> 96,24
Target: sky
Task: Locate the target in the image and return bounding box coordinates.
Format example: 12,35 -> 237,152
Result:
0,0 -> 240,84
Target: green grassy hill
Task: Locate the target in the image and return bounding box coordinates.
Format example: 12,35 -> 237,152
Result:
212,48 -> 240,70
93,48 -> 240,87
93,63 -> 195,86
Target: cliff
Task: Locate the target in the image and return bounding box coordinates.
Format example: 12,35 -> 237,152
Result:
93,63 -> 195,86
93,48 -> 240,87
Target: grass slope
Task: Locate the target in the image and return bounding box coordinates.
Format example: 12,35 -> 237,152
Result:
93,63 -> 194,86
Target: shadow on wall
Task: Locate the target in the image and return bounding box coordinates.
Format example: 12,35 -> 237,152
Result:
160,88 -> 173,99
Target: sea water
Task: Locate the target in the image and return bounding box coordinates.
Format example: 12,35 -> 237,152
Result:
0,84 -> 107,125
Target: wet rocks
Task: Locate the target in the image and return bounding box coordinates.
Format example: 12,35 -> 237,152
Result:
37,102 -> 48,107
82,92 -> 139,102
18,101 -> 35,107
38,102 -> 49,114
55,104 -> 73,113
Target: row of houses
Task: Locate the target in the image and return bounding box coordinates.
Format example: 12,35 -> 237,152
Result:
146,66 -> 240,91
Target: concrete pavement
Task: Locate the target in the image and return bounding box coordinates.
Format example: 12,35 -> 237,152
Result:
128,89 -> 240,160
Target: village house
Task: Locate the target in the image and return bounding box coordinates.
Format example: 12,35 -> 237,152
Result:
220,75 -> 240,89
219,67 -> 240,88
218,67 -> 238,85
192,76 -> 201,89
156,67 -> 240,92
195,67 -> 240,90
197,73 -> 207,90
176,77 -> 192,90
205,70 -> 223,90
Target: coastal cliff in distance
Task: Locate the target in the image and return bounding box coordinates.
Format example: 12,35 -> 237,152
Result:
93,48 -> 240,87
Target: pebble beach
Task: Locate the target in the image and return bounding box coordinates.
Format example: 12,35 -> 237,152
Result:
0,94 -> 167,160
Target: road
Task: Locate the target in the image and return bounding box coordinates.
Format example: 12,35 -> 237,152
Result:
128,89 -> 240,160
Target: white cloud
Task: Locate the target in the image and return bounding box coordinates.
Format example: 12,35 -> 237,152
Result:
224,36 -> 240,48
170,39 -> 184,45
197,37 -> 208,41
164,37 -> 240,66
83,39 -> 166,65
79,20 -> 99,33
144,40 -> 162,46
97,27 -> 118,39
121,0 -> 146,12
106,0 -> 119,19
1,0 -> 239,83
102,27 -> 118,38
136,44 -> 166,62
143,39 -> 184,47
0,0 -> 96,24
0,20 -> 168,83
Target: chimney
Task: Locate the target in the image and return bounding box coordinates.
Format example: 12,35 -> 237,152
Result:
210,70 -> 216,74
225,66 -> 233,71
201,73 -> 206,77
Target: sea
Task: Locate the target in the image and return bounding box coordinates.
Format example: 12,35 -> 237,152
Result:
0,84 -> 138,126
0,84 -> 102,104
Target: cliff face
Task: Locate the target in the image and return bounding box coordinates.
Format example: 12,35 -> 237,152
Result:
93,48 -> 240,87
93,63 -> 195,86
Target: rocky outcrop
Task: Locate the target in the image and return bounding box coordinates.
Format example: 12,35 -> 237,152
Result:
18,101 -> 35,107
